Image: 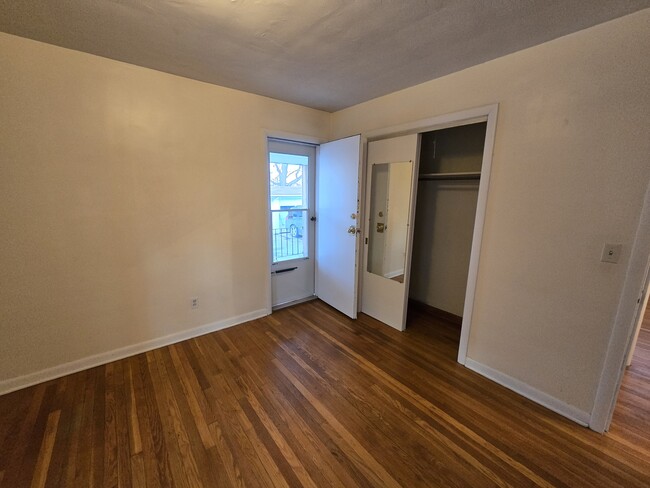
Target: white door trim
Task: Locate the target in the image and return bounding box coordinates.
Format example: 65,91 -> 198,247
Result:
626,271 -> 650,366
361,104 -> 499,365
590,181 -> 650,432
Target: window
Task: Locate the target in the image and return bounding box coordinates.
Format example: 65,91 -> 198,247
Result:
269,151 -> 310,263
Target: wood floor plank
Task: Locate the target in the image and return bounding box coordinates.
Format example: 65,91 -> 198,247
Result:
0,384 -> 46,486
189,341 -> 270,488
203,338 -> 295,488
299,306 -> 625,486
128,355 -> 165,487
44,374 -> 80,488
61,371 -> 87,487
29,410 -> 60,488
103,363 -> 118,488
112,360 -> 133,488
1,299 -> 649,487
145,350 -> 194,488
235,334 -> 373,487
273,358 -> 403,488
291,306 -> 559,487
130,453 -> 145,488
256,322 -> 485,487
7,384 -> 57,488
262,317 -> 520,487
0,388 -> 32,468
209,328 -> 337,488
158,347 -> 226,486
124,360 -> 142,456
167,344 -> 215,450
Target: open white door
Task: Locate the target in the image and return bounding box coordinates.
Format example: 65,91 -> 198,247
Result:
361,134 -> 420,330
316,135 -> 362,318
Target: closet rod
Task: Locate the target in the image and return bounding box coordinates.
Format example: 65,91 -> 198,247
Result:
419,171 -> 481,181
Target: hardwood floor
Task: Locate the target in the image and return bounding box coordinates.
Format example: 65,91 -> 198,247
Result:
1,300 -> 648,487
609,302 -> 650,457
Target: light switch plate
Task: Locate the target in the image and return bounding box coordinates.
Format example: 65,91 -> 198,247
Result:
601,243 -> 622,264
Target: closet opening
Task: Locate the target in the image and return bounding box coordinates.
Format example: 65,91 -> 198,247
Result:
406,122 -> 488,354
359,104 -> 497,357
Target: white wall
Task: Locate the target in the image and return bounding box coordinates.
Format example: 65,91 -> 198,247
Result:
0,33 -> 329,390
331,10 -> 650,416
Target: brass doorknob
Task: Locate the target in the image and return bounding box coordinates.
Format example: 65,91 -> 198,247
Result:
347,225 -> 357,234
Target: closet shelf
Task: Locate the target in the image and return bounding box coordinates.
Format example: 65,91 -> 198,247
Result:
419,171 -> 481,181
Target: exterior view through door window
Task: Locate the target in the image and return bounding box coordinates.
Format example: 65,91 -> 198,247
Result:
269,152 -> 309,262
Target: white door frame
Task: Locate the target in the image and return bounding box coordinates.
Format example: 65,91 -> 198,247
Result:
626,269 -> 650,366
262,130 -> 326,315
590,181 -> 650,432
362,104 -> 499,364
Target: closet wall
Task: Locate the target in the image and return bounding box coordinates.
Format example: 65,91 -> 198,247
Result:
409,123 -> 487,317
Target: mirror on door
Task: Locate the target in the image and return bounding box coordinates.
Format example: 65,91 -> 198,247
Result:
367,161 -> 413,284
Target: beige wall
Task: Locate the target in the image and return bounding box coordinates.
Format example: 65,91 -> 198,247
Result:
331,10 -> 650,414
0,33 -> 329,385
410,180 -> 479,316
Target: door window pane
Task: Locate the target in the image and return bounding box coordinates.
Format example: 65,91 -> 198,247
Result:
271,209 -> 307,262
269,151 -> 309,263
269,152 -> 308,209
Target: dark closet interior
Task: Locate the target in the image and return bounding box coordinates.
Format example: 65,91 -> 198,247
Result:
408,122 -> 487,331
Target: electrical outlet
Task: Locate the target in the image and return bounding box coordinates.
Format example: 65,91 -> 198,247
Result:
601,243 -> 622,264
191,297 -> 199,309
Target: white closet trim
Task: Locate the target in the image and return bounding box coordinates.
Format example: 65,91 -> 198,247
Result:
360,104 -> 499,365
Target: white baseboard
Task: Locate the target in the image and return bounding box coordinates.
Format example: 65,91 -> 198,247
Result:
0,308 -> 270,396
464,358 -> 591,427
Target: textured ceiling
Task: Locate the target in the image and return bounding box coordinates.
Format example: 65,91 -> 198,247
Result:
1,1 -> 648,112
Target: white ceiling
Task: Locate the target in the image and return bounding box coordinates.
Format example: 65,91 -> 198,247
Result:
1,1 -> 648,112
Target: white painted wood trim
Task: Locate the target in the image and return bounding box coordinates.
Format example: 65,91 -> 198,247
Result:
263,129 -> 326,146
0,308 -> 269,396
626,279 -> 650,366
590,181 -> 650,432
356,135 -> 369,314
358,104 -> 498,364
458,104 -> 498,364
364,104 -> 496,141
465,358 -> 591,427
400,136 -> 422,330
